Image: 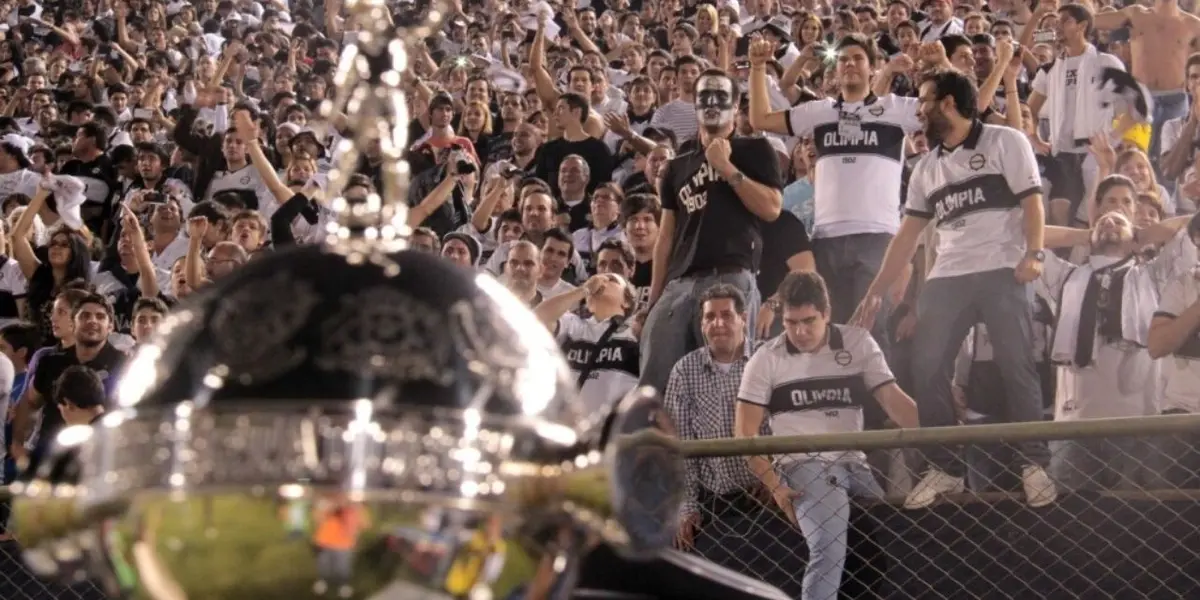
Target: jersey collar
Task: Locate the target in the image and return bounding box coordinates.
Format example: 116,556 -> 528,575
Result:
834,92 -> 878,109
936,119 -> 985,156
783,325 -> 845,355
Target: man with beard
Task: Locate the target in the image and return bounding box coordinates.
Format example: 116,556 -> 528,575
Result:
1036,203 -> 1194,491
640,68 -> 782,398
10,293 -> 125,474
851,69 -> 1055,510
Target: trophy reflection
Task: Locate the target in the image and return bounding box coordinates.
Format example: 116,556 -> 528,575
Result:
10,0 -> 689,596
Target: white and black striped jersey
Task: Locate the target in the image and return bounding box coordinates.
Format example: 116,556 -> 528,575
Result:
204,164 -> 272,215
905,120 -> 1042,280
738,324 -> 894,464
784,93 -> 921,239
556,313 -> 639,420
59,156 -> 117,206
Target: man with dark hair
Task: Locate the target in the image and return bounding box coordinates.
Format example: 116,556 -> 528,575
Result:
10,294 -> 125,474
1027,2 -> 1124,225
651,54 -> 705,143
60,121 -> 117,232
665,282 -> 805,597
619,194 -> 662,311
130,297 -> 168,345
53,365 -> 106,426
532,93 -> 614,199
736,271 -> 917,600
853,69 -> 1056,510
640,67 -> 782,397
749,33 -> 921,356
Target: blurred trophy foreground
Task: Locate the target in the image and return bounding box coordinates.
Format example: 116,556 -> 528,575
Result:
8,0 -> 694,598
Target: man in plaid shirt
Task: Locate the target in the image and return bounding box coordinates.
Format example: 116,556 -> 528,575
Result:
663,283 -> 804,598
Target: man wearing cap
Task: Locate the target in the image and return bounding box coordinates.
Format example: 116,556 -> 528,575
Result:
442,232 -> 481,268
757,16 -> 801,69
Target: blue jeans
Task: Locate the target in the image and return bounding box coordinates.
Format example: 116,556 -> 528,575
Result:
316,548 -> 353,585
639,269 -> 759,395
811,233 -> 893,352
1150,90 -> 1189,170
913,269 -> 1048,477
781,460 -> 884,600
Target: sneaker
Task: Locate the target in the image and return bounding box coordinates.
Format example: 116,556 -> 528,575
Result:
903,469 -> 965,510
337,584 -> 354,598
1022,464 -> 1057,508
313,580 -> 328,596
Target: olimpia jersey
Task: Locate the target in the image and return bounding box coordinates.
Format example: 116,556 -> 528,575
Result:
738,324 -> 894,464
784,93 -> 922,239
556,313 -> 639,420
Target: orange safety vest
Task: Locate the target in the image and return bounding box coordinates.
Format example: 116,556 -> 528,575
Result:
312,506 -> 364,551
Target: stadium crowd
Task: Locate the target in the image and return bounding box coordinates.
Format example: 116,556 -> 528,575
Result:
0,0 -> 1200,596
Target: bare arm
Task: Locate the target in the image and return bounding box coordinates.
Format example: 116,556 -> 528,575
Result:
533,286 -> 589,330
12,186 -> 47,280
407,174 -> 460,228
873,383 -> 919,428
1149,307 -> 1200,359
647,210 -> 676,307
734,402 -> 786,492
748,63 -> 790,135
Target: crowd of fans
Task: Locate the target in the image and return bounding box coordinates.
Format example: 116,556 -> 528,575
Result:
1,0 -> 1200,596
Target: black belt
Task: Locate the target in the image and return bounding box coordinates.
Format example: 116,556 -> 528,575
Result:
683,265 -> 746,278
697,487 -> 764,524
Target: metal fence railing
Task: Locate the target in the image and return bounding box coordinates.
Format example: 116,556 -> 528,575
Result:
676,414 -> 1200,600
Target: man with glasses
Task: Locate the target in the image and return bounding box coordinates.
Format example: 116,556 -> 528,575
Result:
572,185 -> 626,273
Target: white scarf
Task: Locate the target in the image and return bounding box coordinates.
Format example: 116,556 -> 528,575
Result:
1050,255 -> 1157,367
1044,44 -> 1108,150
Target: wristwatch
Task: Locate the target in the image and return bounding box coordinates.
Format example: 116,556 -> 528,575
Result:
1027,249 -> 1046,263
727,171 -> 746,188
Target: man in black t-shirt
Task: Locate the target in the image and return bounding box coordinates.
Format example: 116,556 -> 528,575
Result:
10,293 -> 126,474
639,69 -> 784,395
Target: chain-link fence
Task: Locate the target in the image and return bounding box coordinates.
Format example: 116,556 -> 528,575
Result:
676,413 -> 1200,600
0,525 -> 105,600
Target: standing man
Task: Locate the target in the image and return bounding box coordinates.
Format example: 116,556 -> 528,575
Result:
748,34 -> 921,350
736,272 -> 918,600
503,241 -> 545,307
1027,4 -> 1124,226
1093,0 -> 1200,167
11,293 -> 125,476
665,284 -> 805,599
641,69 -> 783,395
852,70 -> 1058,510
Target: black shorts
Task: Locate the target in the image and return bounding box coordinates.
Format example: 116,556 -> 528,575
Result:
1045,153 -> 1089,221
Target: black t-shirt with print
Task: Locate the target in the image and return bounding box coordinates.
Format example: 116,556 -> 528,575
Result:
109,286 -> 177,335
631,259 -> 652,312
659,136 -> 783,281
31,343 -> 127,449
757,211 -> 812,298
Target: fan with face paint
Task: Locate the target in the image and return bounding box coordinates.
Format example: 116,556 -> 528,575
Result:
695,74 -> 737,132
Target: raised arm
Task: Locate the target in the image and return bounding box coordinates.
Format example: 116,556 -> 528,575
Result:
11,185 -> 47,280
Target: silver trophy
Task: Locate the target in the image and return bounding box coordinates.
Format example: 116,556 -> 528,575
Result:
10,1 -> 689,598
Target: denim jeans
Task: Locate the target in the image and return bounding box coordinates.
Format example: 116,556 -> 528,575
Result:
316,548 -> 353,585
781,460 -> 884,600
639,269 -> 759,395
964,413 -> 1023,492
1150,90 -> 1189,171
912,269 -> 1048,477
812,233 -> 894,351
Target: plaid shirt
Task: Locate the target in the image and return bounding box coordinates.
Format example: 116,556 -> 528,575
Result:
664,342 -> 766,518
